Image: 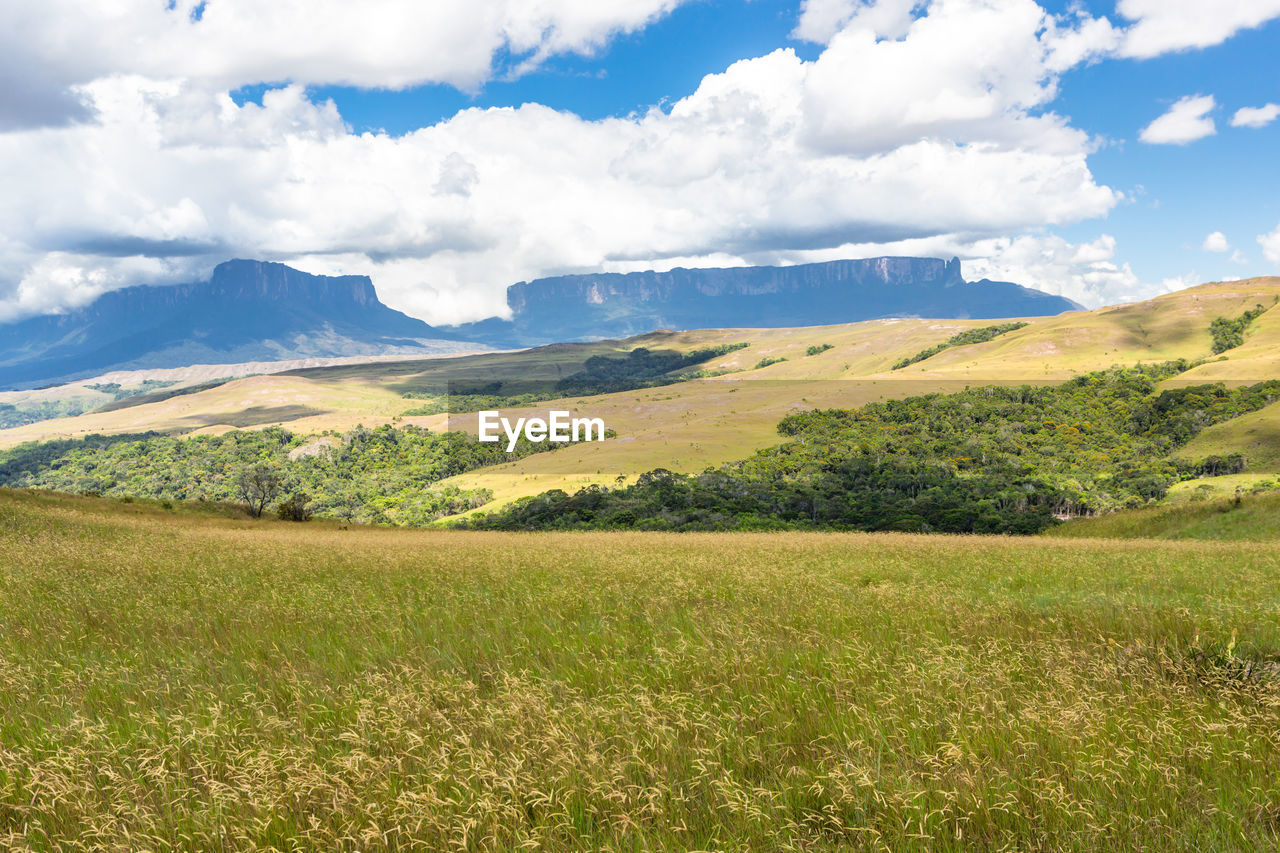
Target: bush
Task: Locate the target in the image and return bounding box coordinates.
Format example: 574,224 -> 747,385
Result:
276,492 -> 313,522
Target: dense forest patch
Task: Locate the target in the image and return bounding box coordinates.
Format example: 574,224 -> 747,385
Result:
0,424 -> 566,525
460,362 -> 1280,534
1210,303 -> 1269,354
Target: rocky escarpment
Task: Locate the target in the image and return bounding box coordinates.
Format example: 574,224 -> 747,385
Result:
447,257 -> 1081,346
0,260 -> 471,390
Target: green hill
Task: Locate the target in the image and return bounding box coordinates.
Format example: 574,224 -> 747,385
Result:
2,275 -> 1279,520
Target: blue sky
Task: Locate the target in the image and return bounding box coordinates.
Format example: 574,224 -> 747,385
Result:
2,0 -> 1278,323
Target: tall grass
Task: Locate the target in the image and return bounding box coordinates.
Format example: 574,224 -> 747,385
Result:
1,488 -> 1278,850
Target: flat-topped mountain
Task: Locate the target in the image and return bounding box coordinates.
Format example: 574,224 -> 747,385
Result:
0,260 -> 469,390
0,256 -> 1081,390
444,257 -> 1082,346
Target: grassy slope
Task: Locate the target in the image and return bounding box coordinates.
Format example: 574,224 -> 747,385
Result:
3,277 -> 1279,514
2,487 -> 1279,850
1049,490 -> 1280,541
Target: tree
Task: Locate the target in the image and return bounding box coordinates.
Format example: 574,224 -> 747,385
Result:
236,464 -> 281,518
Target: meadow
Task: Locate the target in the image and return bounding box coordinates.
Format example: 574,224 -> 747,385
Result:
2,488 -> 1278,851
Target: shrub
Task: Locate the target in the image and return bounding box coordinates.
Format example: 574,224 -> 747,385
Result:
276,492 -> 313,522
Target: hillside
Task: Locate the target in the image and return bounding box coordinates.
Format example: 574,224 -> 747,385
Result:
1048,490 -> 1280,541
0,260 -> 475,390
1,275 -> 1278,518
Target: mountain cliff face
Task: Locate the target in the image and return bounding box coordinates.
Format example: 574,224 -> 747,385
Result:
0,256 -> 1082,390
447,257 -> 1082,346
0,260 -> 467,390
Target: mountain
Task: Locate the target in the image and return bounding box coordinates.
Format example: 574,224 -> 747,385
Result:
0,255 -> 1080,390
0,260 -> 473,390
443,257 -> 1082,346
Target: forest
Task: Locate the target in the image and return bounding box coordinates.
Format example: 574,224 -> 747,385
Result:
460,362 -> 1280,534
0,425 -> 559,525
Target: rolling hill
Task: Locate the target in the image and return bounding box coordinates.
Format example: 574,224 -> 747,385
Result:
2,275 -> 1278,520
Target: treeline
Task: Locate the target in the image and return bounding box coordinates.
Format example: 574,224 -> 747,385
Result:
402,344 -> 747,415
0,424 -> 566,526
459,363 -> 1280,534
1210,304 -> 1268,354
892,322 -> 1028,370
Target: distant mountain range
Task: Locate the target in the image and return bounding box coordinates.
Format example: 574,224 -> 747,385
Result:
0,256 -> 1081,390
0,260 -> 471,390
444,257 -> 1082,346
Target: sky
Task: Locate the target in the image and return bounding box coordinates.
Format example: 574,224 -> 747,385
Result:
0,0 -> 1277,326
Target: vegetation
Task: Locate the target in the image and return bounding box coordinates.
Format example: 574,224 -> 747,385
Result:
85,379 -> 177,400
805,343 -> 834,356
1210,304 -> 1268,353
402,344 -> 748,415
91,377 -> 239,413
462,363 -> 1280,533
0,398 -> 90,429
754,356 -> 787,369
0,381 -> 180,429
1049,488 -> 1280,541
892,322 -> 1028,369
0,424 -> 576,525
1,488 -> 1278,850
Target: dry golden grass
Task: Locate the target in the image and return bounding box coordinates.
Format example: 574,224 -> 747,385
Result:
2,488 -> 1278,850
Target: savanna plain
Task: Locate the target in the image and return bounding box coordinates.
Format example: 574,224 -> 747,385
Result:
2,488 -> 1278,851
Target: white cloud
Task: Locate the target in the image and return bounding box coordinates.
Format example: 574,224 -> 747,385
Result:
1231,104 -> 1280,129
0,0 -> 688,129
0,0 -> 1126,324
1260,223 -> 1280,265
1117,0 -> 1280,58
1139,95 -> 1216,145
1202,231 -> 1230,252
793,0 -> 921,43
946,233 -> 1154,308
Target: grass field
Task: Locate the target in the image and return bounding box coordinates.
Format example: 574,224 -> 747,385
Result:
2,488 -> 1279,850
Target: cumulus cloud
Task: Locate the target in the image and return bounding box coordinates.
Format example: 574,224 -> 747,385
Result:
943,233 -> 1153,308
0,0 -> 1128,324
1139,95 -> 1216,145
1231,104 -> 1280,129
793,0 -> 922,43
1260,223 -> 1280,265
1202,231 -> 1230,252
1116,0 -> 1280,58
0,0 -> 689,129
